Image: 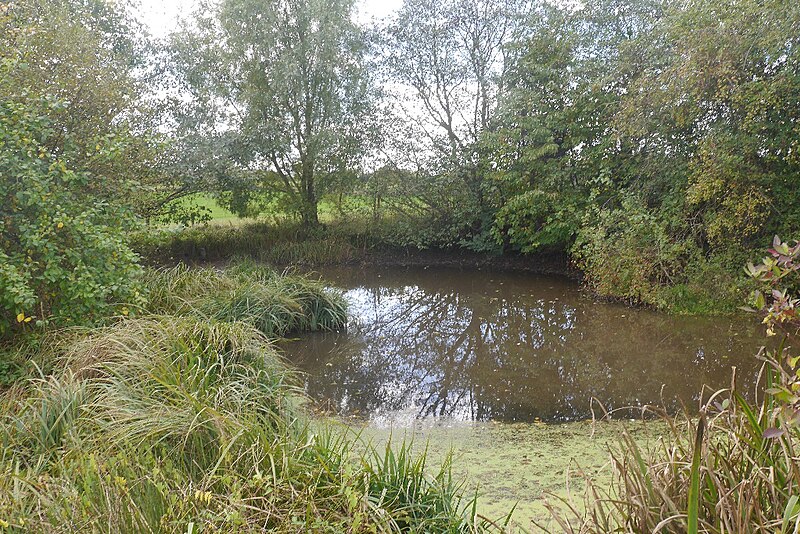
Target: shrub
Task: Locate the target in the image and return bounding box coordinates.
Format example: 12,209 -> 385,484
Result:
0,98 -> 143,338
572,201 -> 696,309
572,199 -> 750,313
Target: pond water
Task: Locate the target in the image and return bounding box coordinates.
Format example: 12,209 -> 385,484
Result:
283,265 -> 765,426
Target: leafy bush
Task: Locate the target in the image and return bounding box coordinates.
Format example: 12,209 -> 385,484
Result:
492,189 -> 580,253
572,201 -> 696,308
571,199 -> 750,313
0,98 -> 144,338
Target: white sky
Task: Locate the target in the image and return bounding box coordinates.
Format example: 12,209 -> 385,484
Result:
134,0 -> 403,38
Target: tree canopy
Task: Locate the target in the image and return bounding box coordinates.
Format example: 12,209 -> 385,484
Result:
2,0 -> 800,314
170,0 -> 375,226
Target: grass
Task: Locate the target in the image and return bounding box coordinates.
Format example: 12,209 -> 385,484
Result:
0,262 -> 491,532
161,193 -> 359,226
131,222 -> 361,266
176,193 -> 241,222
543,357 -> 800,533
141,260 -> 348,338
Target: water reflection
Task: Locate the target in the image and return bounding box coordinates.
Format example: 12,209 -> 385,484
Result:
283,266 -> 765,425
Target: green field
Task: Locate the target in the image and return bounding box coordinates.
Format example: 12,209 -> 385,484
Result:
166,193 -> 366,226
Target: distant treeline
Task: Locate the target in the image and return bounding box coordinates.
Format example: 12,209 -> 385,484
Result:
2,0 -> 799,320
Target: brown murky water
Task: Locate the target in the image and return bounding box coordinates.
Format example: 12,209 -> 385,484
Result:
282,265 -> 765,426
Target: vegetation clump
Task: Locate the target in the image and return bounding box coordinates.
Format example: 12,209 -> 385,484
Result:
143,261 -> 348,338
545,237 -> 800,533
0,98 -> 144,339
0,264 -> 489,532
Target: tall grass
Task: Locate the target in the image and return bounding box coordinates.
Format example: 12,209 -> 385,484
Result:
142,260 -> 348,338
0,316 -> 489,532
544,358 -> 800,533
131,222 -> 359,266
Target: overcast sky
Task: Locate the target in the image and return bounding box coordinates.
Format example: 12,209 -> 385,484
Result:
135,0 -> 404,38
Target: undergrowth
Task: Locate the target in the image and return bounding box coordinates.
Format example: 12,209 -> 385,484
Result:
0,262 -> 493,532
0,317 -> 488,532
131,223 -> 360,266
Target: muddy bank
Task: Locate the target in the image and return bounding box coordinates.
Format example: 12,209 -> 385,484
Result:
132,224 -> 580,279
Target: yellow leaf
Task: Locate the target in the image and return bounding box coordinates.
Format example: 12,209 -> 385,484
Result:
57,222 -> 64,229
16,313 -> 25,323
24,316 -> 32,323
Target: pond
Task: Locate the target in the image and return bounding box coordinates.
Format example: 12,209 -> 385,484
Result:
282,265 -> 766,427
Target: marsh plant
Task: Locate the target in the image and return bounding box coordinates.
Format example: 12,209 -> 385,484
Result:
545,237 -> 800,533
142,261 -> 348,338
0,318 -> 487,531
0,263 -> 494,532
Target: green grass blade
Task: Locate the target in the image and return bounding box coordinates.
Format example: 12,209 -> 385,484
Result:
688,415 -> 705,534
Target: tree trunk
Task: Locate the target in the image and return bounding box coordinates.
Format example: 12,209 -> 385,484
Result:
300,167 -> 320,228
301,199 -> 320,228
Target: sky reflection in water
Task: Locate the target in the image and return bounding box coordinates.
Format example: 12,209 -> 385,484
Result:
283,266 -> 765,426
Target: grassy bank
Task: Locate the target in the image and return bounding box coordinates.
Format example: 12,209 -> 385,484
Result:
132,213 -> 755,315
1,253 -> 793,532
131,223 -> 361,267
0,262 -> 492,532
131,221 -> 577,283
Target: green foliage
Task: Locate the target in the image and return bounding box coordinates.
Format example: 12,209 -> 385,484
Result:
0,315 -> 487,531
157,198 -> 214,227
170,0 -> 376,227
1,0 -> 164,213
143,261 -> 348,338
492,190 -> 580,253
744,236 -> 800,433
0,98 -> 144,338
571,200 -> 691,308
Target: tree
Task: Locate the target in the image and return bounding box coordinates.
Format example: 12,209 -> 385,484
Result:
172,0 -> 375,227
378,0 -> 530,248
0,0 -> 159,207
602,0 -> 800,248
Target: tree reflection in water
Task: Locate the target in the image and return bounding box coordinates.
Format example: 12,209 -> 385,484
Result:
284,267 -> 764,425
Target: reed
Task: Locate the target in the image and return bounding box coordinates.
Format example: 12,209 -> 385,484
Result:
543,360 -> 800,533
141,261 -> 348,338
